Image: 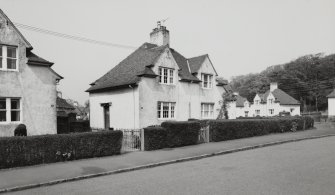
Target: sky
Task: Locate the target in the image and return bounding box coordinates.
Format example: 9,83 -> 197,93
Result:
1,0 -> 335,104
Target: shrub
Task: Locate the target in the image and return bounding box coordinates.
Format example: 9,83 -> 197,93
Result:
14,124 -> 27,136
209,116 -> 314,142
209,119 -> 272,142
161,121 -> 200,148
143,126 -> 167,151
0,130 -> 123,169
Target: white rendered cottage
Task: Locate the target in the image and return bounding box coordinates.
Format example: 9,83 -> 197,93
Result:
327,89 -> 335,118
228,82 -> 301,118
0,9 -> 62,136
87,23 -> 228,129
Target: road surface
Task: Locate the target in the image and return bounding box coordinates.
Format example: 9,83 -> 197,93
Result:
9,136 -> 335,195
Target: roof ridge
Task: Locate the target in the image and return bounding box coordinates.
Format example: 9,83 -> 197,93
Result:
187,54 -> 208,60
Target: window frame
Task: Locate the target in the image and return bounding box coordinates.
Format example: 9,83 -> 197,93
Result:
158,67 -> 174,85
0,45 -> 19,71
157,101 -> 176,119
201,74 -> 213,89
255,109 -> 260,115
201,103 -> 214,119
0,97 -> 22,123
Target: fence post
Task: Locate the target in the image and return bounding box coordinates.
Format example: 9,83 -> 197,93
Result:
140,128 -> 145,151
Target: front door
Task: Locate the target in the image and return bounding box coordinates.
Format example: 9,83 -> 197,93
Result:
103,105 -> 110,129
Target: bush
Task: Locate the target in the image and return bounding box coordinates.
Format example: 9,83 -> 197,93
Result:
143,126 -> 167,151
161,121 -> 200,148
14,124 -> 27,136
209,119 -> 272,142
209,116 -> 314,142
0,130 -> 123,169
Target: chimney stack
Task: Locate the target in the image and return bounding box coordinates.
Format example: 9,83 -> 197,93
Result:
270,82 -> 278,92
150,21 -> 170,46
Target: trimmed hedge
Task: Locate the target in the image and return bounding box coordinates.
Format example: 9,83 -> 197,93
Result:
209,116 -> 314,142
0,130 -> 123,169
162,121 -> 200,148
144,121 -> 201,150
143,126 -> 167,151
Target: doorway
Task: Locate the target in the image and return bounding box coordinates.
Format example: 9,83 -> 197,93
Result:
103,105 -> 110,129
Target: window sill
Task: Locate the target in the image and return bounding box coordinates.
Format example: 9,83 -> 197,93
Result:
158,118 -> 176,120
159,83 -> 176,86
201,87 -> 213,90
0,69 -> 19,72
0,121 -> 22,125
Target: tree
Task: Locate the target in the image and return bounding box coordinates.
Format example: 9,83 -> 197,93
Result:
217,91 -> 235,119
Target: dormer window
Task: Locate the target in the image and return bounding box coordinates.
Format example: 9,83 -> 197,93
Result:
268,98 -> 273,104
0,45 -> 18,71
159,67 -> 174,85
201,74 -> 213,89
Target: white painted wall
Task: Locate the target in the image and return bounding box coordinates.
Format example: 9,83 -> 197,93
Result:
328,98 -> 335,116
89,48 -> 225,129
138,50 -> 225,127
0,14 -> 58,136
89,87 -> 139,129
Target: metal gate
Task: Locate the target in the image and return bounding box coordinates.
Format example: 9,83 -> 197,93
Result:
198,125 -> 209,144
119,129 -> 142,152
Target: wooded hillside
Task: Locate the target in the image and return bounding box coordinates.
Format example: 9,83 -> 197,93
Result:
229,53 -> 335,112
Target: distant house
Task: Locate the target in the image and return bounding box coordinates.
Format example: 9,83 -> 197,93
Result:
228,82 -> 301,118
327,89 -> 335,118
227,94 -> 251,119
0,9 -> 62,136
87,22 -> 228,129
56,97 -> 75,117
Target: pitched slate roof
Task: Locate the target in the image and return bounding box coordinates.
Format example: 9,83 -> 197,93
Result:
56,97 -> 75,109
87,43 -> 165,92
86,43 -> 210,93
26,51 -> 54,66
188,54 -> 208,74
169,49 -> 201,83
261,89 -> 300,105
236,95 -> 248,107
327,89 -> 335,98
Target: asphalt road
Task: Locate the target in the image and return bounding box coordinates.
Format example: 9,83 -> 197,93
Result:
8,136 -> 335,195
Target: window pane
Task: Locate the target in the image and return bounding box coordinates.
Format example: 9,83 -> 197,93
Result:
157,102 -> 161,118
0,99 -> 6,109
11,111 -> 20,121
7,58 -> 16,69
169,69 -> 173,84
7,47 -> 17,58
11,99 -> 20,109
0,111 -> 6,121
159,68 -> 162,83
0,57 -> 2,68
163,102 -> 169,118
0,47 -> 2,57
171,103 -> 175,118
163,69 -> 168,83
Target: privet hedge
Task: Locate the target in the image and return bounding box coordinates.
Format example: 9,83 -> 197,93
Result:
0,130 -> 123,169
144,121 -> 201,150
143,126 -> 167,151
209,116 -> 314,142
162,121 -> 200,148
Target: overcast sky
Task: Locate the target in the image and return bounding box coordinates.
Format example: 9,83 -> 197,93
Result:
1,0 -> 335,104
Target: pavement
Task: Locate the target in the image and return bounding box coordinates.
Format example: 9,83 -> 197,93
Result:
0,122 -> 334,193
12,135 -> 335,195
